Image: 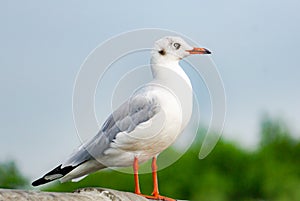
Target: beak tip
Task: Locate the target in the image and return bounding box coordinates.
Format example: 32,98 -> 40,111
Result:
205,49 -> 212,54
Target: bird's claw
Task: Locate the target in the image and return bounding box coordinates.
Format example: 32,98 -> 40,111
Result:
136,193 -> 176,201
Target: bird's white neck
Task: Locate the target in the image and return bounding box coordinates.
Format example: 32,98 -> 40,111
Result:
150,57 -> 193,132
150,58 -> 192,90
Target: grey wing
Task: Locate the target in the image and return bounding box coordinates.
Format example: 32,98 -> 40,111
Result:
62,92 -> 160,167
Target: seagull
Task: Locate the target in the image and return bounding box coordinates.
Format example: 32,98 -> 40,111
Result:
32,36 -> 211,201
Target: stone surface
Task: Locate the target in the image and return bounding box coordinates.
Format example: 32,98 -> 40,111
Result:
0,188 -> 149,201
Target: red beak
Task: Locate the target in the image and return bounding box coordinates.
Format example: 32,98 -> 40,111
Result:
186,47 -> 211,54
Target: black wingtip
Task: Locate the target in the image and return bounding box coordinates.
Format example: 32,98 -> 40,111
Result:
32,178 -> 47,186
32,164 -> 76,187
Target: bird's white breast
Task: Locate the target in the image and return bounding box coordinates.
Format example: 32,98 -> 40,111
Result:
101,62 -> 193,167
102,87 -> 190,167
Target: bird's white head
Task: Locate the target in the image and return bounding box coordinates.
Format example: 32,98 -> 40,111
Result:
151,36 -> 211,64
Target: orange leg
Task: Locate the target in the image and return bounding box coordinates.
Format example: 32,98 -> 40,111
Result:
151,156 -> 159,197
133,157 -> 141,194
133,156 -> 176,201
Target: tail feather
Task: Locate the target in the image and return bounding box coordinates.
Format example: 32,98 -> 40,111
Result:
32,164 -> 77,186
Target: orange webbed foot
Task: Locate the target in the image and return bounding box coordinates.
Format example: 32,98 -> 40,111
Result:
136,193 -> 176,201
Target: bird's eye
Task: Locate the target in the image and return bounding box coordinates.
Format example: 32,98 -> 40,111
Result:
173,43 -> 181,50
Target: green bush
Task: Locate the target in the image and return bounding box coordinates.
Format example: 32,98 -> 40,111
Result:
0,161 -> 28,189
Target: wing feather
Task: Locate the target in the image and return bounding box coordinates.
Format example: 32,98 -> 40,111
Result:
62,90 -> 160,168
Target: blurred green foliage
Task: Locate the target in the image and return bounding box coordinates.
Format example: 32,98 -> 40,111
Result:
1,117 -> 300,201
0,161 -> 28,189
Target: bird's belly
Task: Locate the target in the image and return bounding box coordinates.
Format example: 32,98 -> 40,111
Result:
102,102 -> 183,166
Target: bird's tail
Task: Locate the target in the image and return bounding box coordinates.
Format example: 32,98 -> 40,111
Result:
32,164 -> 77,186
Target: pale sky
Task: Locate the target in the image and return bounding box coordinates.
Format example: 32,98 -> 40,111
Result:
0,0 -> 300,179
